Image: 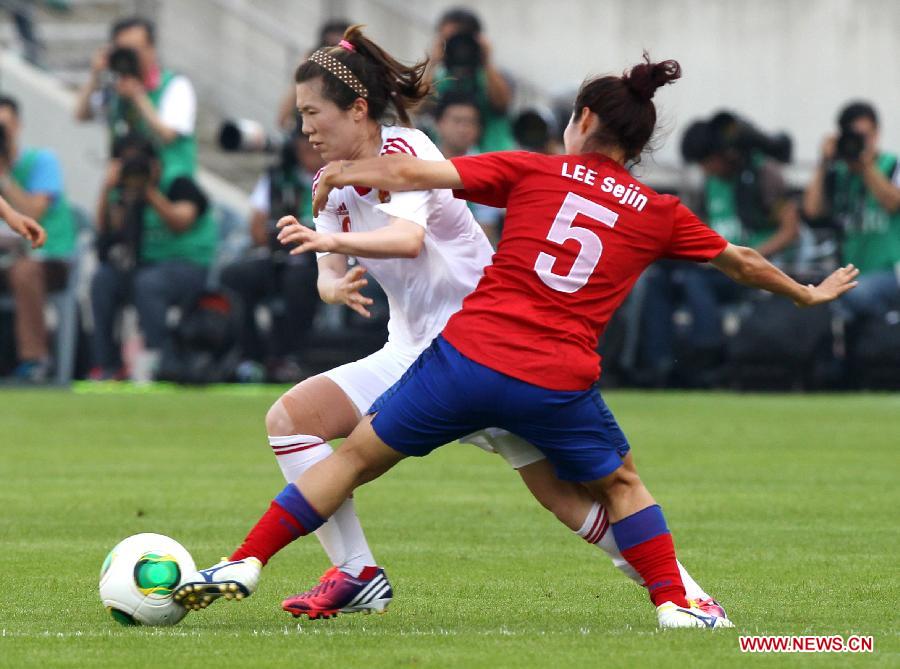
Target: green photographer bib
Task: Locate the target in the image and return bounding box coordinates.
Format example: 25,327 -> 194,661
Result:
704,164 -> 775,249
12,149 -> 75,259
109,69 -> 197,180
140,176 -> 216,267
830,153 -> 900,274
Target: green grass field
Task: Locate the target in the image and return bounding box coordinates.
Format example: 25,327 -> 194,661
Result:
1,388 -> 897,668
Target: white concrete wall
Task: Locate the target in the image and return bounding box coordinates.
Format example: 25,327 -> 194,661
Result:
157,0 -> 900,172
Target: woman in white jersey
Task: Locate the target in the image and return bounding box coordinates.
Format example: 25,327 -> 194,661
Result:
219,26 -> 724,621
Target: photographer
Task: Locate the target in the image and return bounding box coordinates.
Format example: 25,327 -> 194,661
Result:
803,101 -> 900,321
219,132 -> 323,382
637,112 -> 800,385
425,7 -> 515,152
432,91 -> 502,246
74,16 -> 197,179
0,95 -> 75,382
90,135 -> 215,381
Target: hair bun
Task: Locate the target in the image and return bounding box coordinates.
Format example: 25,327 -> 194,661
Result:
624,53 -> 681,102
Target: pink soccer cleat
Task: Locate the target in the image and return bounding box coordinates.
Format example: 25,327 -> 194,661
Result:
282,566 -> 393,620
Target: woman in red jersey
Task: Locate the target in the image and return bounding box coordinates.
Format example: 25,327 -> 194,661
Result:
179,55 -> 857,629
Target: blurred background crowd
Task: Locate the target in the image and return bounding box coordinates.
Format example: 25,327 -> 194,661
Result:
0,0 -> 897,390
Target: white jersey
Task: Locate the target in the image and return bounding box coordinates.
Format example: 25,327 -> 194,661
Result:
313,126 -> 494,356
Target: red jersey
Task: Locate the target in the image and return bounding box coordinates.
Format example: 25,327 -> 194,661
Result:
443,151 -> 728,390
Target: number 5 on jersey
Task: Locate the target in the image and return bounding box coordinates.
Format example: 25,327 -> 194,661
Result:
534,192 -> 619,293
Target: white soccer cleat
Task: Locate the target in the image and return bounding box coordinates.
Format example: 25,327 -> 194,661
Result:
173,557 -> 262,611
656,601 -> 735,629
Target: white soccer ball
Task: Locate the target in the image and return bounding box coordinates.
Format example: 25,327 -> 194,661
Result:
99,533 -> 195,626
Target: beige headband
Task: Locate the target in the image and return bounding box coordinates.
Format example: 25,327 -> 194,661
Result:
308,49 -> 368,99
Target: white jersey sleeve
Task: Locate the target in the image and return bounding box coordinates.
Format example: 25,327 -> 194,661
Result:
374,128 -> 443,228
312,168 -> 342,259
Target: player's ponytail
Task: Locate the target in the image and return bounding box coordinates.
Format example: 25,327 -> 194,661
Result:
295,24 -> 431,127
574,52 -> 681,162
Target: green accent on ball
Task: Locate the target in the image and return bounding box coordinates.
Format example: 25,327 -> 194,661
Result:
109,608 -> 138,626
133,553 -> 181,595
100,550 -> 114,579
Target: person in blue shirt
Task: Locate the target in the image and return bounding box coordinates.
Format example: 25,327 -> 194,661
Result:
0,95 -> 75,381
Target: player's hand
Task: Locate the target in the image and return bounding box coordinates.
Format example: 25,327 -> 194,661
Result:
5,210 -> 46,249
276,215 -> 337,255
311,161 -> 343,218
796,264 -> 859,307
331,265 -> 373,318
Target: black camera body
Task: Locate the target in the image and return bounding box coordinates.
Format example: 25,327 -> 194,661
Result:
108,46 -> 141,78
97,135 -> 158,271
444,32 -> 483,73
836,129 -> 865,162
682,111 -> 793,165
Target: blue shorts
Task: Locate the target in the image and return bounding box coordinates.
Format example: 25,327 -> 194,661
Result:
368,336 -> 630,482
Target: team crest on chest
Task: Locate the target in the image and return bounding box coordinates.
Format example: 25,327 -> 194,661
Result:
337,202 -> 351,232
378,190 -> 391,204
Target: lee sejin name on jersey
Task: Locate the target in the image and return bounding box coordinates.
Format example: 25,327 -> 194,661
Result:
561,162 -> 648,211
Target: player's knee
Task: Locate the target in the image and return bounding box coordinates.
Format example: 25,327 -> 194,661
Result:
265,399 -> 296,436
595,466 -> 641,504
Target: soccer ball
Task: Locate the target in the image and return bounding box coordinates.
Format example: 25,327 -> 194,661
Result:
99,533 -> 195,626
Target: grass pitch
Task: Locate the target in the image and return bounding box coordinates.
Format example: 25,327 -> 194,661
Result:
0,388 -> 897,668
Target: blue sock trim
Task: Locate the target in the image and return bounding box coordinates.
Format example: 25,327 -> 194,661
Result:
274,483 -> 325,534
611,504 -> 669,552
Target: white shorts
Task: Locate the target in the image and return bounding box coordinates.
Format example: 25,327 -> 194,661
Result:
320,341 -> 419,415
321,343 -> 545,470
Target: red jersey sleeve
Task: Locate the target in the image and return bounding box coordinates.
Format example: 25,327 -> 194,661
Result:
665,202 -> 729,262
450,151 -> 536,208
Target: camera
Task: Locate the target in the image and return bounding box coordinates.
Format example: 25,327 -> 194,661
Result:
218,119 -> 282,153
113,134 -> 157,192
108,46 -> 141,77
835,129 -> 865,162
444,32 -> 482,73
682,111 -> 793,164
97,134 -> 158,271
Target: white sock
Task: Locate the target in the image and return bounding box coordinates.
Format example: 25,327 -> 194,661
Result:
577,502 -> 641,584
269,434 -> 376,577
576,502 -> 709,600
678,562 -> 711,601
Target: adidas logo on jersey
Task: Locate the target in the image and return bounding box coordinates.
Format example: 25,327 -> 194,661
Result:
337,203 -> 351,232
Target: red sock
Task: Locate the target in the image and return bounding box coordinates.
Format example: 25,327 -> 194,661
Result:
620,533 -> 688,607
230,484 -> 325,565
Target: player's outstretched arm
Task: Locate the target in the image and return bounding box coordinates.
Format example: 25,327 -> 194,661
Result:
277,215 -> 425,259
710,243 -> 859,307
313,155 -> 463,217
